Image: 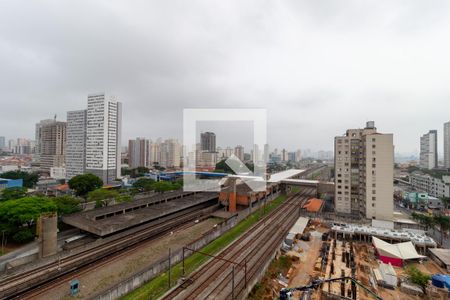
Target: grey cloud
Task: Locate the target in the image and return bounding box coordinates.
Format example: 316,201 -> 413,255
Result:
1,0 -> 450,155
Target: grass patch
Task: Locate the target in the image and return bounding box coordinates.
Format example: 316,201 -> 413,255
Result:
248,255 -> 294,300
121,193 -> 291,300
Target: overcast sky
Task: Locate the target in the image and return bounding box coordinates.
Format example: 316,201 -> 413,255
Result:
1,1 -> 450,155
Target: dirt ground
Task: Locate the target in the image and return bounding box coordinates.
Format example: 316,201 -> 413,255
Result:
289,231 -> 324,287
32,218 -> 221,300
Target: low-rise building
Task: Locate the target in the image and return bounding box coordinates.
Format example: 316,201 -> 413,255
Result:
410,172 -> 450,198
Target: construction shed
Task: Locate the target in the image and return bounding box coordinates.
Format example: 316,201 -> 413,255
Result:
372,237 -> 426,267
289,217 -> 309,236
428,248 -> 450,272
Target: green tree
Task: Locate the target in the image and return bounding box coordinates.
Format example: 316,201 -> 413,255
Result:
52,196 -> 81,215
88,189 -> 119,207
68,174 -> 103,198
152,181 -> 174,193
0,170 -> 39,188
406,266 -> 431,292
411,212 -> 434,230
0,187 -> 28,201
433,215 -> 450,246
440,197 -> 450,210
0,196 -> 57,228
132,178 -> 155,191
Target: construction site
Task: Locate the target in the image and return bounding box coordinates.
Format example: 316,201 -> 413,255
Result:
250,217 -> 450,300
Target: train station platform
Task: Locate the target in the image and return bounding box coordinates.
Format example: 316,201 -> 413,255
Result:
62,191 -> 218,236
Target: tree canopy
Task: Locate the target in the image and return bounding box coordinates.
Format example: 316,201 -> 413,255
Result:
52,196 -> 81,215
68,173 -> 103,198
0,187 -> 28,201
121,167 -> 150,178
132,178 -> 155,191
0,170 -> 38,188
89,188 -> 132,208
152,181 -> 181,193
406,266 -> 431,291
0,196 -> 57,228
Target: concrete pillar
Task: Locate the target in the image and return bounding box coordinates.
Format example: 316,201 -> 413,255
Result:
39,213 -> 58,258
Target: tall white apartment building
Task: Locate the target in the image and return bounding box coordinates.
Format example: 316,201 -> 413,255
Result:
85,93 -> 122,183
66,110 -> 87,180
420,130 -> 438,170
295,149 -> 302,162
148,140 -> 161,167
159,139 -> 181,168
444,122 -> 450,169
334,121 -> 394,220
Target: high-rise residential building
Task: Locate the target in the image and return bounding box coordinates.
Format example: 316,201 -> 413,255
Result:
66,110 -> 87,180
334,121 -> 394,220
148,140 -> 161,167
0,136 -> 6,149
128,138 -> 149,169
8,139 -> 16,152
85,93 -> 122,183
281,149 -> 288,162
444,122 -> 450,169
36,119 -> 67,173
234,145 -> 244,161
35,119 -> 55,161
264,144 -> 270,162
200,132 -> 216,152
160,139 -> 181,168
420,130 -> 438,170
295,149 -> 302,162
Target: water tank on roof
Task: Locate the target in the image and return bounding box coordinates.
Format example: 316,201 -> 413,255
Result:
366,121 -> 376,129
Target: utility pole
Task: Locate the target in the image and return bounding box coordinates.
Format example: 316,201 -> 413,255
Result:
168,248 -> 172,288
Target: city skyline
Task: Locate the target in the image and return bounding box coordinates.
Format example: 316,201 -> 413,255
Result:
2,2 -> 450,154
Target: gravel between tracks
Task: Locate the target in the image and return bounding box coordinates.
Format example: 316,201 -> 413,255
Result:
32,218 -> 220,300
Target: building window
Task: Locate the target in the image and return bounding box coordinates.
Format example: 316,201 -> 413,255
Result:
372,197 -> 376,200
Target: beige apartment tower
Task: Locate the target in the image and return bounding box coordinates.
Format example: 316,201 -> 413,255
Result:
334,121 -> 394,220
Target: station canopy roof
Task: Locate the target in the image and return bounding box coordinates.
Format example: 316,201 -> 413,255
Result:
372,237 -> 426,260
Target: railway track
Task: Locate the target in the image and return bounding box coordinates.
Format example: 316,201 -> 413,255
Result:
0,200 -> 216,299
163,187 -> 315,300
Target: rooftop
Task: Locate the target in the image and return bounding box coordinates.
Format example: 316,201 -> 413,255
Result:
267,169 -> 305,183
331,223 -> 436,247
429,248 -> 450,265
302,198 -> 324,212
62,191 -> 218,236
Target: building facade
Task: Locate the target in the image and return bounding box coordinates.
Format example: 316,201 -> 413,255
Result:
66,110 -> 87,180
85,93 -> 122,183
420,130 -> 438,170
36,119 -> 67,174
410,173 -> 450,198
0,136 -> 5,150
200,132 -> 216,152
159,139 -> 181,168
234,145 -> 244,161
334,121 -> 394,220
444,122 -> 450,169
128,138 -> 149,169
